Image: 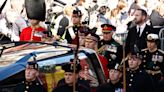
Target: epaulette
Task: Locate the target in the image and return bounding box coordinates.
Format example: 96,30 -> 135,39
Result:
158,49 -> 164,54
141,48 -> 149,52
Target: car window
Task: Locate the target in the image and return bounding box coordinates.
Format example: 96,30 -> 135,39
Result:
0,43 -> 69,67
37,52 -> 99,92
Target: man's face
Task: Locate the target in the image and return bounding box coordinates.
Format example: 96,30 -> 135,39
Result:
103,32 -> 113,41
99,6 -> 107,15
29,19 -> 40,26
109,69 -> 122,81
128,56 -> 141,70
85,39 -> 97,50
71,15 -> 81,25
25,66 -> 38,81
147,41 -> 157,50
134,10 -> 144,24
64,72 -> 77,85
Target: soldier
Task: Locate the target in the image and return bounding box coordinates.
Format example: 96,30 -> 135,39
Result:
62,9 -> 89,44
96,62 -> 123,92
84,32 -> 109,79
20,19 -> 46,42
85,32 -> 100,50
141,33 -> 164,85
98,24 -> 123,64
15,61 -> 46,92
126,50 -> 154,92
52,60 -> 91,92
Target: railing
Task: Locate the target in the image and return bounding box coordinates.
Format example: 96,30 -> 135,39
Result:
159,27 -> 164,50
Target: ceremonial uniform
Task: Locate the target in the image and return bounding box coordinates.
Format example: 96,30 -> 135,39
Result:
126,68 -> 154,92
85,32 -> 109,79
64,25 -> 89,44
97,59 -> 123,92
96,81 -> 123,92
20,26 -> 46,42
126,46 -> 155,92
15,80 -> 46,92
141,34 -> 164,82
99,39 -> 123,63
62,9 -> 89,44
98,24 -> 123,63
53,79 -> 90,92
52,59 -> 91,92
141,48 -> 164,81
15,61 -> 46,92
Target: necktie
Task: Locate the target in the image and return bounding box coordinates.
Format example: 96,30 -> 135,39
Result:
137,27 -> 140,37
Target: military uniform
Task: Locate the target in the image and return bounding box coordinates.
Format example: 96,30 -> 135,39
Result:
53,79 -> 91,92
98,24 -> 123,63
62,9 -> 89,44
64,25 -> 89,44
52,59 -> 91,92
126,46 -> 155,92
141,48 -> 164,81
97,59 -> 123,92
126,68 -> 155,92
96,81 -> 123,92
98,39 -> 123,63
15,80 -> 46,92
15,61 -> 46,92
141,34 -> 164,82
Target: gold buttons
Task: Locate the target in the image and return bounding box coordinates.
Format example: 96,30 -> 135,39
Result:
36,83 -> 39,85
153,66 -> 156,69
130,79 -> 133,81
26,86 -> 29,89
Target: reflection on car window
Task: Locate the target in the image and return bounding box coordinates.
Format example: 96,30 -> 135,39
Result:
79,58 -> 99,87
0,43 -> 69,67
38,54 -> 99,92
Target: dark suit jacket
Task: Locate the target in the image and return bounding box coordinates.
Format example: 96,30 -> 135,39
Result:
125,24 -> 154,54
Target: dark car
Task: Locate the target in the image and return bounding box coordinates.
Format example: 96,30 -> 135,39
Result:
0,42 -> 106,92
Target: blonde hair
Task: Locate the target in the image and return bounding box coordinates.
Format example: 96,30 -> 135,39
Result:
63,5 -> 74,16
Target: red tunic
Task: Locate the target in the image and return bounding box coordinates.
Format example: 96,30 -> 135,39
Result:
97,54 -> 109,80
20,26 -> 46,42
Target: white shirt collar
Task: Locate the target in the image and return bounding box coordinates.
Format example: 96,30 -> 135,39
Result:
137,23 -> 146,30
136,23 -> 146,36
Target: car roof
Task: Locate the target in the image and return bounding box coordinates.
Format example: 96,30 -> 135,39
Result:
0,42 -> 96,81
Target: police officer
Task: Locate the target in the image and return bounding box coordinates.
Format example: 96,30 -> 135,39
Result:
126,50 -> 154,92
96,62 -> 123,92
15,61 -> 46,92
141,33 -> 164,85
52,60 -> 91,92
98,24 -> 123,64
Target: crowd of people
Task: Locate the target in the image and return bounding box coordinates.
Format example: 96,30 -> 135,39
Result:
0,0 -> 164,92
